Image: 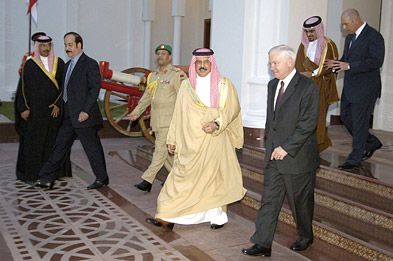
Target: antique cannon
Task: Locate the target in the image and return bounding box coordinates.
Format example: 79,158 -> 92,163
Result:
99,61 -> 154,142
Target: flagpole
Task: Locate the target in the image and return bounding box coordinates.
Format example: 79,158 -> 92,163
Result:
28,13 -> 32,53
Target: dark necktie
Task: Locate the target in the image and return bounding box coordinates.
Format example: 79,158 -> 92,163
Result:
350,33 -> 356,48
63,60 -> 74,102
275,81 -> 285,110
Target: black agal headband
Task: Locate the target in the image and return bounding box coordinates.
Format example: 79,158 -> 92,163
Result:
192,48 -> 214,56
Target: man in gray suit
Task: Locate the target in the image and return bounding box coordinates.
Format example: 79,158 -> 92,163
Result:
242,45 -> 320,257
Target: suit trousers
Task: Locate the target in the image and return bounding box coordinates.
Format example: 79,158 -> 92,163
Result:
251,160 -> 316,248
141,128 -> 173,184
39,103 -> 108,182
340,92 -> 382,165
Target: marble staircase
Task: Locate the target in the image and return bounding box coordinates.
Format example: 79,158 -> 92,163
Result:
234,144 -> 393,261
135,141 -> 393,260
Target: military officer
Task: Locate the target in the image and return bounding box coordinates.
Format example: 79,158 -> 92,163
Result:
129,44 -> 187,192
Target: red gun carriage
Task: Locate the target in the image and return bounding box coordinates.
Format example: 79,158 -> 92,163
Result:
99,61 -> 154,143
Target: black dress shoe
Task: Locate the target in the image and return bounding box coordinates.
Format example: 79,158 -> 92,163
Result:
242,244 -> 271,257
135,180 -> 152,192
290,240 -> 313,251
24,180 -> 36,186
34,179 -> 55,190
338,163 -> 359,170
210,224 -> 224,229
362,144 -> 382,161
146,218 -> 174,231
87,177 -> 109,190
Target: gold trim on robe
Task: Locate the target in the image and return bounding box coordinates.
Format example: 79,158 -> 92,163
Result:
157,77 -> 246,219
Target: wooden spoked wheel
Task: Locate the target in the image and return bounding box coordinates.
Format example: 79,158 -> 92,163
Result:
103,67 -> 155,143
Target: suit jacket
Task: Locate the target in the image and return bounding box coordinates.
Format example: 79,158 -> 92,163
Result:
63,53 -> 103,128
264,72 -> 320,174
341,24 -> 385,103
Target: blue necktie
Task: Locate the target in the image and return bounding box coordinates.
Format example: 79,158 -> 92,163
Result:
63,60 -> 74,102
350,33 -> 356,48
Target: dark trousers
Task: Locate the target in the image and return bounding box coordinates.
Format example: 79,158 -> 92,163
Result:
251,160 -> 316,248
39,104 -> 107,182
340,92 -> 382,166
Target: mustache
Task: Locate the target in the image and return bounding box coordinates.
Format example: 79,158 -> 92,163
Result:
198,67 -> 207,71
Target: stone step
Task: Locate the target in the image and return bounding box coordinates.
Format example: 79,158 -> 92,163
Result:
238,145 -> 393,260
313,188 -> 393,252
240,146 -> 393,214
240,172 -> 393,258
236,191 -> 393,261
316,166 -> 393,214
135,144 -> 393,260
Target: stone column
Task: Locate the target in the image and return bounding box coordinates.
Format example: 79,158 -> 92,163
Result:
374,0 -> 393,131
172,0 -> 185,65
143,0 -> 155,69
241,0 -> 289,129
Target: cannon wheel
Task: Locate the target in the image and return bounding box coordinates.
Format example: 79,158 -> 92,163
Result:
103,67 -> 155,143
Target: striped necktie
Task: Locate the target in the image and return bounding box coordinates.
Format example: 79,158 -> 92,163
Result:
275,81 -> 285,110
350,33 -> 356,48
63,60 -> 74,102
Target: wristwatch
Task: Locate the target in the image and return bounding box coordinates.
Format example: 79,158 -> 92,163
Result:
215,122 -> 220,130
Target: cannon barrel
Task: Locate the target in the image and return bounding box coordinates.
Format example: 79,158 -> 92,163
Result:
100,61 -> 146,85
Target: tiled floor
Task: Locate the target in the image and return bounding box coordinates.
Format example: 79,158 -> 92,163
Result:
0,137 -> 309,260
0,170 -> 186,260
0,124 -> 392,260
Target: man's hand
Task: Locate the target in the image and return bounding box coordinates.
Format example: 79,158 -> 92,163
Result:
128,113 -> 137,121
324,59 -> 349,72
49,104 -> 60,118
270,146 -> 288,161
202,122 -> 216,134
300,71 -> 312,78
323,59 -> 335,69
21,110 -> 30,120
78,111 -> 89,122
329,60 -> 349,73
168,144 -> 176,154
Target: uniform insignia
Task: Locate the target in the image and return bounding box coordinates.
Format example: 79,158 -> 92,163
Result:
160,79 -> 170,84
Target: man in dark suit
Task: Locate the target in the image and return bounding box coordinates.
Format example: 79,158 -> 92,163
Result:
242,45 -> 320,257
35,32 -> 109,190
324,9 -> 385,170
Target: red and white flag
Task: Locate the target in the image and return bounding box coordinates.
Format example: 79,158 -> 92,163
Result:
26,0 -> 38,23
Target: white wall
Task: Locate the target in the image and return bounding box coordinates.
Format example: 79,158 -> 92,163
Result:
375,0 -> 393,131
210,0 -> 245,101
1,0 -> 392,132
0,0 -> 138,100
0,0 -> 209,101
1,0 -> 67,100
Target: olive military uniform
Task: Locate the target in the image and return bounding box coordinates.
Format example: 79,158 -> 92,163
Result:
131,64 -> 187,183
